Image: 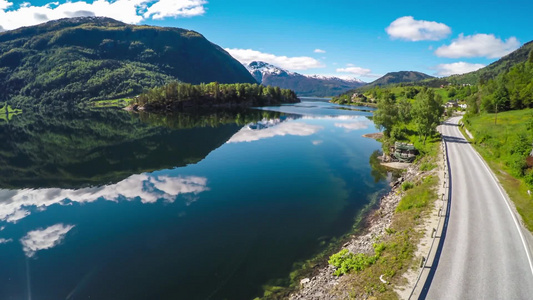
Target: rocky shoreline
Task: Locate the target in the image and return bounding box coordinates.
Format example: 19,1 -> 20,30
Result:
290,160 -> 434,300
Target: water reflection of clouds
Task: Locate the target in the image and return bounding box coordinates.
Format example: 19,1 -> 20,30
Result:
228,115 -> 373,143
322,115 -> 371,132
228,122 -> 323,143
20,223 -> 75,257
302,115 -> 366,121
0,174 -> 209,224
334,122 -> 369,131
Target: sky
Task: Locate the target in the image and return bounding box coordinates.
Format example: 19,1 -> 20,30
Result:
0,0 -> 532,82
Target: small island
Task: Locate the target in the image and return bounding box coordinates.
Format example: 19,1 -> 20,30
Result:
127,82 -> 299,112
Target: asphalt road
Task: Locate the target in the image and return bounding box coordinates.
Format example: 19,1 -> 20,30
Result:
423,116 -> 533,299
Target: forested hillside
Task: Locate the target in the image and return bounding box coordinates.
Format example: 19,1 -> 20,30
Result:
0,17 -> 256,107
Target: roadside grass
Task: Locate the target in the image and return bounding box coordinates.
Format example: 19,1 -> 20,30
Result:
462,109 -> 533,231
0,105 -> 22,121
329,150 -> 440,299
89,98 -> 132,108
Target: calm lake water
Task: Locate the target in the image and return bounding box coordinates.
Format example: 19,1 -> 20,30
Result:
0,101 -> 390,300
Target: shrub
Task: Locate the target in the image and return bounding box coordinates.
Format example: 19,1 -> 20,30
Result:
328,243 -> 386,276
401,181 -> 414,191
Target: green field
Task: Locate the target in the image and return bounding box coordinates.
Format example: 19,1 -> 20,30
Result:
464,109 -> 533,230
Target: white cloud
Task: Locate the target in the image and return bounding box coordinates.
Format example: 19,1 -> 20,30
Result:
20,223 -> 75,257
0,174 -> 209,224
143,0 -> 206,20
386,16 -> 451,41
0,0 -> 207,31
0,238 -> 12,244
311,140 -> 323,145
434,62 -> 485,76
336,66 -> 372,76
225,48 -> 325,70
227,121 -> 323,143
0,0 -> 12,10
314,49 -> 326,53
435,33 -> 520,59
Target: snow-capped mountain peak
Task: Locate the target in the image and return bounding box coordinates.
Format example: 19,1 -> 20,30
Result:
245,61 -> 366,97
247,61 -> 289,76
304,74 -> 365,83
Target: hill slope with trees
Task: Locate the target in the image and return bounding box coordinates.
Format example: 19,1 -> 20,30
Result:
0,17 -> 256,107
433,40 -> 533,85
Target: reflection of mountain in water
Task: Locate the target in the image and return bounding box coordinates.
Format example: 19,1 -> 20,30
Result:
0,108 -> 281,189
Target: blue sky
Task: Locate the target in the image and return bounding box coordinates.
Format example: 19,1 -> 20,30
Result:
1,0 -> 532,82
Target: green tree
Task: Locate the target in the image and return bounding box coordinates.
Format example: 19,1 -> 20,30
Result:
397,99 -> 412,123
412,89 -> 444,144
373,91 -> 398,138
447,88 -> 457,98
493,84 -> 509,124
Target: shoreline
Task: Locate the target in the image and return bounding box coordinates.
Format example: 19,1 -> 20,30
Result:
290,147 -> 443,299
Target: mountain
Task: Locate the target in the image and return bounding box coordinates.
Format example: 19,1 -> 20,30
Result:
438,40 -> 533,85
367,71 -> 434,88
246,61 -> 366,97
0,17 -> 256,107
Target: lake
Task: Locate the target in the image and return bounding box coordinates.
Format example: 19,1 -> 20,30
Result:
0,101 -> 390,300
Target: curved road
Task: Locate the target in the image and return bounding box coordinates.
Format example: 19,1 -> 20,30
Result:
423,116 -> 533,299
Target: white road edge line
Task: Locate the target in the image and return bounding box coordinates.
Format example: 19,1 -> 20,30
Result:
456,120 -> 533,278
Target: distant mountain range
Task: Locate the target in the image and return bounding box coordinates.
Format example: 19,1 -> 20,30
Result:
339,70 -> 434,95
0,17 -> 255,107
246,61 -> 366,97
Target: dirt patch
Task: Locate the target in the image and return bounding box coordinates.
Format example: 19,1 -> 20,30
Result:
363,132 -> 383,139
381,162 -> 411,170
526,156 -> 533,168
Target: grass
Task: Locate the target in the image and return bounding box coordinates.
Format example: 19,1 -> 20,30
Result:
89,98 -> 132,108
327,148 -> 440,299
396,176 -> 437,212
0,105 -> 22,121
463,109 -> 533,231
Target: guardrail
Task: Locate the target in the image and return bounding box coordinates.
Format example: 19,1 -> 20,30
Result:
408,136 -> 450,299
